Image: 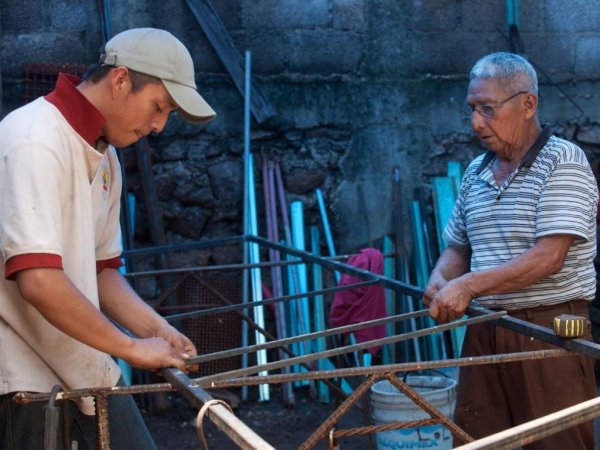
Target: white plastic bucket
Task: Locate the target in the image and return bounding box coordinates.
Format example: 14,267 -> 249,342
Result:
370,375 -> 457,450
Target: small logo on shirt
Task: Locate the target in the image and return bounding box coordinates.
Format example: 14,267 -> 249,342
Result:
100,164 -> 110,199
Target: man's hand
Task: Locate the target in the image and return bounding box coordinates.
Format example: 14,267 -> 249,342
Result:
126,337 -> 191,372
423,272 -> 448,308
154,323 -> 199,373
429,277 -> 474,323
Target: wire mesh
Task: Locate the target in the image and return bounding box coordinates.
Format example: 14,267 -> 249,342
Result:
176,274 -> 243,377
23,63 -> 87,104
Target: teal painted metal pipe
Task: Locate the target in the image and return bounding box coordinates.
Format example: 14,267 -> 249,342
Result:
310,226 -> 330,403
381,235 -> 396,365
315,188 -> 340,283
247,153 -> 270,401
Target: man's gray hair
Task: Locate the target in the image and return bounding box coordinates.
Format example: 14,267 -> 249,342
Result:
470,52 -> 538,95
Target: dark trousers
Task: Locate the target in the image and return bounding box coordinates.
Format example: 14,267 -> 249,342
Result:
0,379 -> 156,450
454,300 -> 596,450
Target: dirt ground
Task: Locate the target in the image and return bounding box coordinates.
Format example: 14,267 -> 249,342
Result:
142,383 -> 371,450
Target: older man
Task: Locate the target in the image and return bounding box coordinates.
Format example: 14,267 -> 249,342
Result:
424,52 -> 597,449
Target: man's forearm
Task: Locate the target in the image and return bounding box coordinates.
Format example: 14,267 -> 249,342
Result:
432,245 -> 471,282
459,234 -> 576,298
15,267 -> 135,359
97,268 -> 167,339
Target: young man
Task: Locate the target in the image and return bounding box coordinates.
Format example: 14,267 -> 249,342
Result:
424,52 -> 597,449
0,28 -> 215,449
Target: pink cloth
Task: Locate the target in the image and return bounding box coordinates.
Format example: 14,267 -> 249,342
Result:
330,248 -> 388,355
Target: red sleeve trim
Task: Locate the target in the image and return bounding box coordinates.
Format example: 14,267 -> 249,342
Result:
5,254 -> 63,280
96,256 -> 124,274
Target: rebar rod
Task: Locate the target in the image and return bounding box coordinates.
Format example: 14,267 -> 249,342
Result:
163,280 -> 376,322
95,394 -> 110,450
198,312 -> 507,384
187,309 -> 430,365
470,304 -> 600,360
250,235 -> 424,297
123,235 -> 244,258
331,418 -> 439,439
454,395 -> 600,449
124,253 -> 400,279
298,375 -> 379,450
162,368 -> 274,449
14,349 -> 571,404
201,349 -> 571,389
190,273 -> 349,401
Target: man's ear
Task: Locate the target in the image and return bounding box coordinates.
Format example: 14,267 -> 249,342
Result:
523,92 -> 538,120
110,66 -> 131,96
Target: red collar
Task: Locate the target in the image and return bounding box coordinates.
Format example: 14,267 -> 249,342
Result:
44,73 -> 106,147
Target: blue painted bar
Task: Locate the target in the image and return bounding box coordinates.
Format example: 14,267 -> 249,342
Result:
381,235 -> 396,365
247,153 -> 270,401
310,226 -> 330,403
446,161 -> 463,196
284,249 -> 302,387
411,200 -> 442,361
241,50 -> 252,401
291,201 -> 311,386
315,188 -> 340,283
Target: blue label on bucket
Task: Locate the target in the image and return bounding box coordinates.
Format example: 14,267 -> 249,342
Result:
376,425 -> 452,449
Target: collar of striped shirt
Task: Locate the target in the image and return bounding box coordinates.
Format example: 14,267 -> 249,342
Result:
476,124 -> 551,175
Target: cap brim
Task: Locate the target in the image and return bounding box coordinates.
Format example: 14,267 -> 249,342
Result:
162,80 -> 216,124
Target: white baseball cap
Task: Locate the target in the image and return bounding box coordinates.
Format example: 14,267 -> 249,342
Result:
101,28 -> 216,124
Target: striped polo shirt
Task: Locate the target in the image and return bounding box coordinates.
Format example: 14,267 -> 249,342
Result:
443,126 -> 598,310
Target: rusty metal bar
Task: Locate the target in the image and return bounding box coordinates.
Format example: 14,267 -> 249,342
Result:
454,395 -> 600,449
124,252 -> 398,279
189,273 -> 349,401
187,309 -> 430,365
469,304 -> 600,360
95,394 -> 110,450
203,349 -> 572,388
332,418 -> 440,438
122,235 -> 244,258
161,368 -> 275,450
298,375 -> 379,450
13,349 -> 571,405
249,235 -> 424,297
163,279 -> 376,322
198,311 -> 507,384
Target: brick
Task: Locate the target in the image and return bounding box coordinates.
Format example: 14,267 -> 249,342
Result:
0,32 -> 88,76
409,0 -> 461,32
1,0 -> 43,31
575,37 -> 600,79
523,34 -> 575,83
516,1 -> 544,33
410,32 -> 506,76
245,33 -> 289,75
545,0 -> 600,32
332,0 -> 366,31
241,0 -> 330,29
47,0 -> 96,31
286,30 -> 363,75
210,0 -> 242,30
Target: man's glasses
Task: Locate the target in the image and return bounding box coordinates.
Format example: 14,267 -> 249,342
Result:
462,91 -> 529,119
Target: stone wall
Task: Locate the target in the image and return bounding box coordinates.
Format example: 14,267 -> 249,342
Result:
3,0 -> 600,266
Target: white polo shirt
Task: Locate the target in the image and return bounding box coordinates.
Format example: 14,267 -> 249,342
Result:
444,127 -> 598,310
0,74 -> 123,414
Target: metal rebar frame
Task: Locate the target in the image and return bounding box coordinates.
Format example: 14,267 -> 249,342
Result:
17,236 -> 600,449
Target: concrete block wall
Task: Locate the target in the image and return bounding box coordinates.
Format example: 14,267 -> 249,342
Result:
2,0 -> 600,254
